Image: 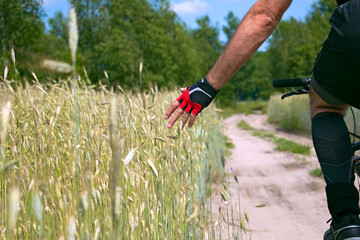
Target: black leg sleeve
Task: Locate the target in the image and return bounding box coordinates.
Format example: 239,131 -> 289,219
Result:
326,182 -> 360,218
312,112 -> 360,218
312,112 -> 352,185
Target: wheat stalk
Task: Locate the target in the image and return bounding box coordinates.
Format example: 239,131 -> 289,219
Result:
0,101 -> 11,147
3,65 -> 8,81
68,8 -> 78,65
139,57 -> 143,90
41,59 -> 72,74
10,42 -> 17,82
8,187 -> 20,233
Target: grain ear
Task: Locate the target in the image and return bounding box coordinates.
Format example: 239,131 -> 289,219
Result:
68,8 -> 79,65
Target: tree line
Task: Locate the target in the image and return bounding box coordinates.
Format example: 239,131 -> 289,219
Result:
0,0 -> 337,105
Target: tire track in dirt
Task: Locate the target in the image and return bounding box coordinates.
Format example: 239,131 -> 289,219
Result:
210,114 -> 329,240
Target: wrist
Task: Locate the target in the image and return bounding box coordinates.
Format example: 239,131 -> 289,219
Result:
205,75 -> 221,90
198,77 -> 220,98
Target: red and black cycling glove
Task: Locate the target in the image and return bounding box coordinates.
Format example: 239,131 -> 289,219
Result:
177,77 -> 220,116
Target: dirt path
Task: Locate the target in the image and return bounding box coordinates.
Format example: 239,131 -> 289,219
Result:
211,114 -> 329,240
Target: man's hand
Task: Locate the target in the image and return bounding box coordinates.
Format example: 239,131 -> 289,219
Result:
165,88 -> 197,129
164,78 -> 219,129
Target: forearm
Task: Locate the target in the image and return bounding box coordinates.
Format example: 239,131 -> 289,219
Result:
206,0 -> 290,90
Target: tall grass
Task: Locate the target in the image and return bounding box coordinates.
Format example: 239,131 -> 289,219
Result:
268,94 -> 360,136
0,77 -> 226,239
0,7 -> 233,239
268,94 -> 311,133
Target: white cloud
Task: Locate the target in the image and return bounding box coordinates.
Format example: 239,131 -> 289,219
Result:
171,0 -> 211,15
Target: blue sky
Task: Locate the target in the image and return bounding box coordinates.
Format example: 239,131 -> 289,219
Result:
42,0 -> 317,48
171,0 -> 316,28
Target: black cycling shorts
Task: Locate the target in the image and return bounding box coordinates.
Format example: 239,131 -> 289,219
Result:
312,0 -> 360,109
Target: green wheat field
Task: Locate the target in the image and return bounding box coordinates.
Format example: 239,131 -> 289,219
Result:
0,8 -> 242,239
0,77 -> 228,239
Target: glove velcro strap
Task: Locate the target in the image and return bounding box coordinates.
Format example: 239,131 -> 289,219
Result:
196,77 -> 219,98
188,78 -> 219,108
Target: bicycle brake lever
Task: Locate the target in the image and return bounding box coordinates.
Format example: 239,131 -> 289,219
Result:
281,87 -> 310,100
281,92 -> 297,99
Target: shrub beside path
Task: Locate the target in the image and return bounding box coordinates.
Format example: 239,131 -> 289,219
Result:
211,114 -> 329,240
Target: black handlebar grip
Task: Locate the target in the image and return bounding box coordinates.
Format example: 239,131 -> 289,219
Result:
272,78 -> 308,88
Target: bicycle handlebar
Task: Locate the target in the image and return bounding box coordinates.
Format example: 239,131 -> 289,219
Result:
272,77 -> 360,156
353,141 -> 360,153
272,78 -> 310,88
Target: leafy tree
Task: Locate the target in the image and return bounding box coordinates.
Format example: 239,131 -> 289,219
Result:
306,0 -> 337,48
222,11 -> 240,44
0,0 -> 44,72
1,0 -> 340,100
191,16 -> 223,73
267,18 -> 312,79
69,0 -> 107,80
43,12 -> 69,61
42,0 -> 209,89
95,0 -> 193,88
267,0 -> 337,82
217,11 -> 272,105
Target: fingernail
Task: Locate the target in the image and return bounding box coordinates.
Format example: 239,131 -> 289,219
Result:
164,115 -> 168,119
167,123 -> 172,128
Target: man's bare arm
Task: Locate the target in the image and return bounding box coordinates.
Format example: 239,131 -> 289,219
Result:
207,0 -> 293,90
165,0 -> 293,129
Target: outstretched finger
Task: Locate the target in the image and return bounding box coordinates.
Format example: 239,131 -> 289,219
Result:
164,100 -> 180,120
188,114 -> 197,128
181,112 -> 191,129
167,107 -> 184,128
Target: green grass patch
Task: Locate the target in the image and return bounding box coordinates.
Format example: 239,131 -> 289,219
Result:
224,136 -> 235,157
252,130 -> 275,138
255,204 -> 267,208
237,120 -> 254,131
225,137 -> 235,149
274,138 -> 311,155
309,168 -> 323,178
220,100 -> 268,118
237,120 -> 310,155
